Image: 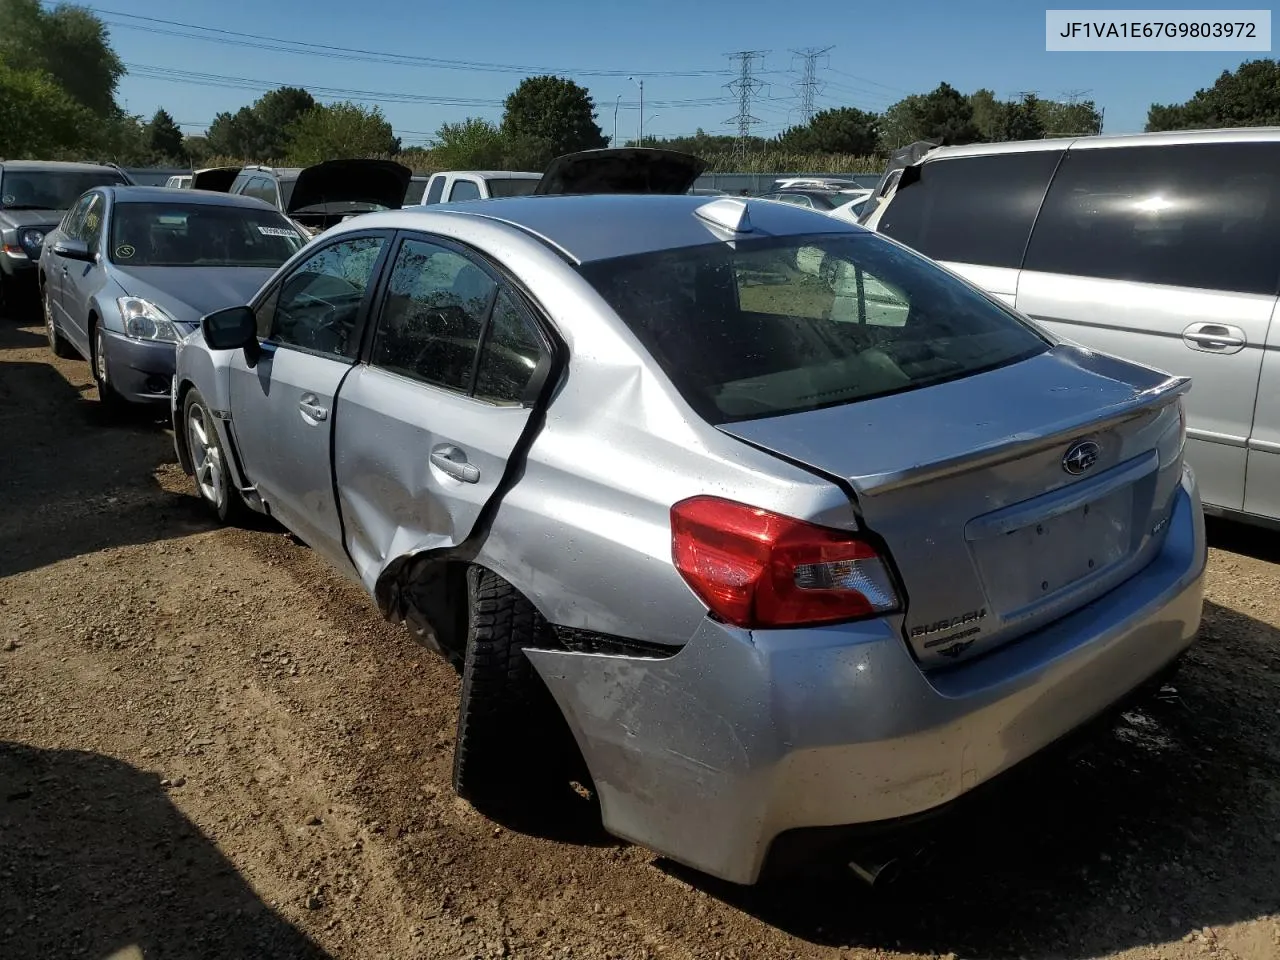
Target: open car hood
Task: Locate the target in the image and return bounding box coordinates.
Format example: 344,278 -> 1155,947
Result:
533,148 -> 706,196
190,166 -> 240,193
286,159 -> 412,213
857,140 -> 938,225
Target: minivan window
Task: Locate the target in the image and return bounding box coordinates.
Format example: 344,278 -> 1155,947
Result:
1023,142 -> 1280,296
878,150 -> 1064,269
577,233 -> 1048,424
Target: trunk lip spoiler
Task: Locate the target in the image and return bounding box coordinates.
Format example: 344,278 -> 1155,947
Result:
833,374 -> 1191,497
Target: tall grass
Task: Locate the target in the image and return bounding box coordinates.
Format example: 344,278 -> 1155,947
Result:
700,152 -> 885,174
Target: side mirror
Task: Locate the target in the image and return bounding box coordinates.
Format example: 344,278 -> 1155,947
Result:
201,305 -> 261,365
52,238 -> 93,262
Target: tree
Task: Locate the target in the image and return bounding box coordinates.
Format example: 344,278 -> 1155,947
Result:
0,0 -> 124,117
878,94 -> 926,150
285,102 -> 400,165
146,108 -> 186,163
205,106 -> 261,160
204,87 -> 317,160
1002,93 -> 1046,141
968,89 -> 1007,141
0,61 -> 98,158
183,134 -> 213,166
914,82 -> 980,145
432,117 -> 506,169
1146,58 -> 1280,131
1037,98 -> 1102,136
777,107 -> 880,155
501,76 -> 607,166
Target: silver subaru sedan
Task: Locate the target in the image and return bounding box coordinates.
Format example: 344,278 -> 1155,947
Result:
171,186 -> 1205,885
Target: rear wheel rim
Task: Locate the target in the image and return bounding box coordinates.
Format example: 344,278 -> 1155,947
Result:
94,328 -> 108,386
187,402 -> 225,507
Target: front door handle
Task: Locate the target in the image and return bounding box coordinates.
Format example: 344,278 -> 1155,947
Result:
1182,322 -> 1246,353
430,444 -> 480,483
298,395 -> 328,421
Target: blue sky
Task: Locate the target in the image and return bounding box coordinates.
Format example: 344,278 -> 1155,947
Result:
89,0 -> 1267,145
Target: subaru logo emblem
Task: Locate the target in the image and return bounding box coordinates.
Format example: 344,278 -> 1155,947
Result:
1062,439 -> 1100,476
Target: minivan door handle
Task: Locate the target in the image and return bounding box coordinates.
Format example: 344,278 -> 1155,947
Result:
430,444 -> 480,483
1182,322 -> 1246,354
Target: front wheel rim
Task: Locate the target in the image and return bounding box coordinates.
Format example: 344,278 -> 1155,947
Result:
44,296 -> 55,342
187,403 -> 225,507
94,329 -> 108,386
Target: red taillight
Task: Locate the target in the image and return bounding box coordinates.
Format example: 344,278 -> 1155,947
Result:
670,496 -> 900,629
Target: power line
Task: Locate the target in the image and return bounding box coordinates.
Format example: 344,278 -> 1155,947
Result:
791,47 -> 833,125
89,6 -> 730,79
724,51 -> 768,160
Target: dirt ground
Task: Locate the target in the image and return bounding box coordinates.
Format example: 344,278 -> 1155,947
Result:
1,298 -> 1279,960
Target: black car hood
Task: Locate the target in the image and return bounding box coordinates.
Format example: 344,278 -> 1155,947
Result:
190,166 -> 241,193
286,159 -> 412,213
533,148 -> 706,196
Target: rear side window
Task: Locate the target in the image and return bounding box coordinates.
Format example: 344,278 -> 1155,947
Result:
424,177 -> 445,204
878,151 -> 1063,269
449,179 -> 482,202
577,233 -> 1048,424
1023,142 -> 1280,296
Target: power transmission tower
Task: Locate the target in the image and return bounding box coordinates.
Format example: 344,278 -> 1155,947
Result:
791,46 -> 834,124
724,50 -> 768,161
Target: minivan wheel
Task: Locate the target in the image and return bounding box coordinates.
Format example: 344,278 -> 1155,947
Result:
44,289 -> 76,358
183,388 -> 248,524
452,568 -> 589,817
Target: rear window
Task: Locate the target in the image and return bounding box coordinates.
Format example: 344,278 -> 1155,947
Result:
577,233 -> 1049,424
878,150 -> 1063,269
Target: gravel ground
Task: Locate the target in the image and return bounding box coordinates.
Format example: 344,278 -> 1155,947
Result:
1,302 -> 1279,960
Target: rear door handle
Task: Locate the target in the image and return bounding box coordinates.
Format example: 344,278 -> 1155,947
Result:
430,444 -> 480,483
298,395 -> 328,421
1182,322 -> 1246,353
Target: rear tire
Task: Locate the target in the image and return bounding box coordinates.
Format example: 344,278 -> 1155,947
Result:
182,387 -> 249,525
44,286 -> 76,359
452,568 -> 586,816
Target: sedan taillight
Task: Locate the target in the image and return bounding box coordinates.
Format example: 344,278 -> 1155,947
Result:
670,496 -> 900,629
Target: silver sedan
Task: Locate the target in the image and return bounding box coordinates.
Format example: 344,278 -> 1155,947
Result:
172,191 -> 1206,885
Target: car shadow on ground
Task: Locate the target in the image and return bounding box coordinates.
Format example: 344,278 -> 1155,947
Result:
1207,515 -> 1280,565
657,599 -> 1280,958
0,323 -> 217,578
0,742 -> 332,959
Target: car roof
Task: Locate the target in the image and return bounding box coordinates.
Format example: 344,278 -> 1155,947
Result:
0,160 -> 125,174
105,185 -> 281,210
347,194 -> 859,264
923,125 -> 1280,161
433,171 -> 542,179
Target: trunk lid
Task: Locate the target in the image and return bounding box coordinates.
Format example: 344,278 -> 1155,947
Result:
190,166 -> 241,193
718,344 -> 1190,667
285,158 -> 412,214
533,147 -> 706,196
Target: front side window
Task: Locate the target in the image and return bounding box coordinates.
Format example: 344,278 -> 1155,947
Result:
369,238 -> 497,392
424,177 -> 445,204
60,193 -> 95,236
108,203 -> 306,267
1023,142 -> 1280,295
577,233 -> 1048,424
878,150 -> 1064,269
80,194 -> 105,253
448,179 -> 482,202
0,170 -> 127,211
265,235 -> 385,358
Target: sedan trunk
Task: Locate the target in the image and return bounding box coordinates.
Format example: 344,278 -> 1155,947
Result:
719,344 -> 1190,667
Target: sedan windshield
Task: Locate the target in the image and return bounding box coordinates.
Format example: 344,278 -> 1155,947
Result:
577,233 -> 1048,424
109,203 -> 307,267
0,170 -> 129,210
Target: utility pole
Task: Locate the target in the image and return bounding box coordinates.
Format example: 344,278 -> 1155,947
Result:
629,77 -> 644,145
724,50 -> 767,162
614,95 -> 621,146
791,46 -> 833,125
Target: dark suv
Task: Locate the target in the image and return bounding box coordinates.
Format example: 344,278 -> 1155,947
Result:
0,161 -> 133,315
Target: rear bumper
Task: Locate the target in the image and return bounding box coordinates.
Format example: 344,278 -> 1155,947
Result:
101,330 -> 176,404
526,468 -> 1206,885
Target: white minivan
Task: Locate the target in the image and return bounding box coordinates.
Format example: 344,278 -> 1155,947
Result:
862,128 -> 1280,528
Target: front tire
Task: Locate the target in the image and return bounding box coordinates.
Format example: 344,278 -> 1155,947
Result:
183,388 -> 248,524
90,322 -> 125,412
452,568 -> 586,816
44,287 -> 77,359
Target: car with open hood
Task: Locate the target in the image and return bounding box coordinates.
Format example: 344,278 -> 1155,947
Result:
0,161 -> 133,315
170,189 -> 1204,887
196,159 -> 413,236
39,186 -> 308,410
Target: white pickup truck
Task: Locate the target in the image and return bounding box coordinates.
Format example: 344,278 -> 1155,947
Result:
418,170 -> 542,204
